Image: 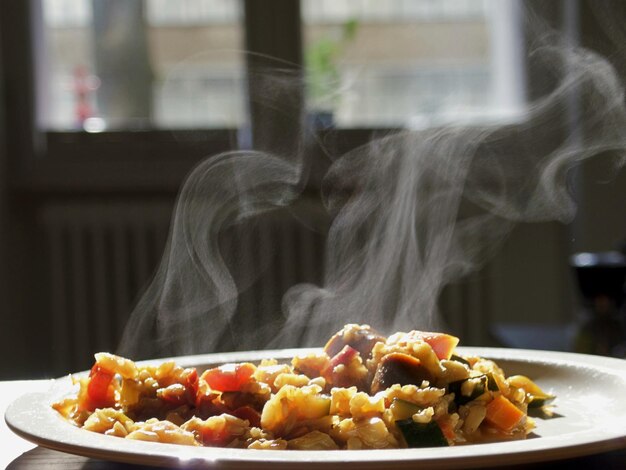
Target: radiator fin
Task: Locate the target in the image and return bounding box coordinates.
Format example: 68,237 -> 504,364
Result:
42,200 -> 487,373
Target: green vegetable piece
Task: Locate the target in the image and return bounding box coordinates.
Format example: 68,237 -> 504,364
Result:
486,373 -> 500,391
450,354 -> 471,367
449,375 -> 487,405
396,419 -> 449,448
528,394 -> 556,409
390,398 -> 421,421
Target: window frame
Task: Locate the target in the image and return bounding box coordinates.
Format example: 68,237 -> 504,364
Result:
0,1 -> 322,194
0,0 -> 416,198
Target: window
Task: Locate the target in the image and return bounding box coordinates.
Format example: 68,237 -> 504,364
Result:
1,0 -> 526,190
41,0 -> 245,131
302,0 -> 525,127
39,0 -> 525,134
2,0 -> 580,376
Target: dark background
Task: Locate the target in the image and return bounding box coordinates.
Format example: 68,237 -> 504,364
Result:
0,0 -> 625,378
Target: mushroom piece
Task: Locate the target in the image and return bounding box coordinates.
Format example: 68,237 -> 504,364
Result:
323,324 -> 386,361
370,353 -> 434,394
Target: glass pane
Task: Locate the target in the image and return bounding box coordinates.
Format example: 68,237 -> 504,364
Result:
40,0 -> 245,131
302,0 -> 525,128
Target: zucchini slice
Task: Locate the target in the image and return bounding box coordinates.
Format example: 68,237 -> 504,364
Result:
449,375 -> 487,405
396,419 -> 449,448
528,394 -> 556,408
389,398 -> 421,421
449,354 -> 471,367
485,373 -> 500,391
507,375 -> 555,408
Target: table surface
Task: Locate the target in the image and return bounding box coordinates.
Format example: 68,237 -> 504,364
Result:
3,380 -> 626,469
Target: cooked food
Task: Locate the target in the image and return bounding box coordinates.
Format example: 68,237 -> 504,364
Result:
52,324 -> 555,450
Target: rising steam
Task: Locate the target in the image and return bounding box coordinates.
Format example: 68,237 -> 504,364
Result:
118,5 -> 626,358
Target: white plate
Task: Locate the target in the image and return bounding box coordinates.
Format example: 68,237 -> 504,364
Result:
5,347 -> 626,469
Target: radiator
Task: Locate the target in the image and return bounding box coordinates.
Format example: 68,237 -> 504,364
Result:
41,199 -> 328,372
42,201 -> 173,372
41,199 -> 492,373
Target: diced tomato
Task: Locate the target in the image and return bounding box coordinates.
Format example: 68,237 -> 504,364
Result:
184,368 -> 199,397
231,406 -> 261,428
201,362 -> 256,392
86,364 -> 115,409
200,425 -> 231,447
195,380 -> 215,408
412,331 -> 459,360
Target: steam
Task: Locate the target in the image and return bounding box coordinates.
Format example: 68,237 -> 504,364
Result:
118,6 -> 626,358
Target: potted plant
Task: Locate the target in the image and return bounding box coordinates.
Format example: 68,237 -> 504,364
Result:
305,18 -> 359,128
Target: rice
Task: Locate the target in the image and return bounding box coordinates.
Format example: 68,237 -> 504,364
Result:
52,324 -> 554,449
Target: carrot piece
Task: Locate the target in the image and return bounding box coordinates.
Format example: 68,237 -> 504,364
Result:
484,395 -> 525,432
436,417 -> 456,441
412,332 -> 460,360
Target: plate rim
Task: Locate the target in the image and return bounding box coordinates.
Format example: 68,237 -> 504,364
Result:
6,347 -> 626,469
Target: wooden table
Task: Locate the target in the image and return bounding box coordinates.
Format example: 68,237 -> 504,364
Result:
3,380 -> 626,469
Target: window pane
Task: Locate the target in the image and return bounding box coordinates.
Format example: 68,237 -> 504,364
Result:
40,0 -> 245,131
302,0 -> 525,128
